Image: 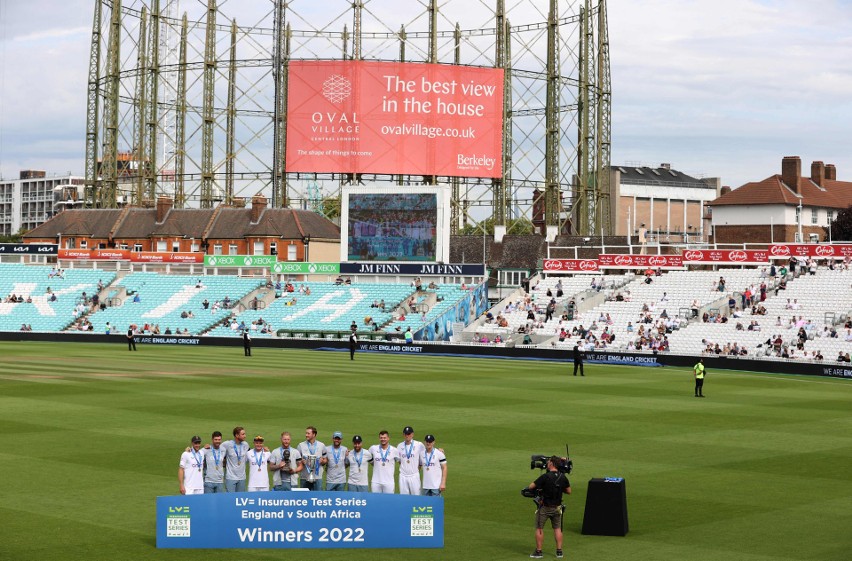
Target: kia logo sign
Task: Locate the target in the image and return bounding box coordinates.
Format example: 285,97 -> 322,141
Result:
729,250 -> 747,262
544,259 -> 563,270
613,255 -> 633,266
683,250 -> 704,261
579,260 -> 597,271
648,255 -> 666,266
815,245 -> 834,256
770,245 -> 790,256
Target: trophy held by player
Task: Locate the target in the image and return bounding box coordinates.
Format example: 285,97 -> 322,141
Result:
305,454 -> 318,483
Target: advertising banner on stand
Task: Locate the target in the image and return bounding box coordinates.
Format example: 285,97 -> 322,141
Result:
90,249 -> 131,260
681,249 -> 769,265
132,252 -> 204,264
768,244 -> 852,259
204,255 -> 277,268
286,61 -> 504,177
58,249 -> 93,260
339,262 -> 485,276
597,254 -> 684,269
0,243 -> 57,255
156,492 -> 443,549
541,259 -> 599,273
271,262 -> 341,275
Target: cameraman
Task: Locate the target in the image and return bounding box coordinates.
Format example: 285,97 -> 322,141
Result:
527,456 -> 571,559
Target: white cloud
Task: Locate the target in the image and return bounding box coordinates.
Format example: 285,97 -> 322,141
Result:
1,0 -> 851,189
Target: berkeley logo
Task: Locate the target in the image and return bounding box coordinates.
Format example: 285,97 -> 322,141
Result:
322,74 -> 352,104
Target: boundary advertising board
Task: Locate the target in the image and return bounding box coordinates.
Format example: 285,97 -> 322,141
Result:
286,60 -> 504,177
156,492 -> 443,549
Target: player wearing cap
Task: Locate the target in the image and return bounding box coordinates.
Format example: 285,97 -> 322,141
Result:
420,434 -> 447,496
247,436 -> 272,492
202,431 -> 226,493
297,426 -> 328,490
179,436 -> 205,495
221,426 -> 250,493
270,431 -> 302,491
325,431 -> 348,491
345,435 -> 372,493
398,426 -> 425,495
369,430 -> 399,494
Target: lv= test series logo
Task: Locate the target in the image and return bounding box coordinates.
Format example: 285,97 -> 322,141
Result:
410,505 -> 434,537
167,506 -> 191,537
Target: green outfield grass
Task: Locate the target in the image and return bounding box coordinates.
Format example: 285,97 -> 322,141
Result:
1,341 -> 851,561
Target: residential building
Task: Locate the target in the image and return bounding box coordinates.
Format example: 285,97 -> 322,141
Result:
708,156 -> 851,244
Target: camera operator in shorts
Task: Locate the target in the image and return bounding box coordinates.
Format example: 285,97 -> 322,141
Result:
526,456 -> 571,559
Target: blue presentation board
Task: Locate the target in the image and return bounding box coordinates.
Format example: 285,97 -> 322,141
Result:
156,491 -> 443,549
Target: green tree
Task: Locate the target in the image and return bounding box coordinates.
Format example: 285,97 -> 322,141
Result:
827,205 -> 852,241
0,228 -> 26,243
321,195 -> 341,221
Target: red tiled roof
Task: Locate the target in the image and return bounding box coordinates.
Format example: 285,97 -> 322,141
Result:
710,175 -> 852,208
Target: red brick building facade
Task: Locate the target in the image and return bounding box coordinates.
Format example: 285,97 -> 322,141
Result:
23,196 -> 340,260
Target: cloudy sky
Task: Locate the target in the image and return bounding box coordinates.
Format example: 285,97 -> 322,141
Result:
0,0 -> 850,188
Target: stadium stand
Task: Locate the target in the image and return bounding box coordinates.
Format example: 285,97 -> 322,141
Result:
84,272 -> 265,335
0,264 -> 116,332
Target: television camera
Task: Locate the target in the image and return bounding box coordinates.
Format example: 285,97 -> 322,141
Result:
521,446 -> 573,502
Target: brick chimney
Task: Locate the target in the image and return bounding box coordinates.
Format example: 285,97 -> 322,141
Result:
251,195 -> 267,223
156,196 -> 174,223
811,161 -> 825,187
825,164 -> 837,181
781,156 -> 801,194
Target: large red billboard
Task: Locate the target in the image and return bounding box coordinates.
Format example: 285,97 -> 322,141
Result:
286,61 -> 504,177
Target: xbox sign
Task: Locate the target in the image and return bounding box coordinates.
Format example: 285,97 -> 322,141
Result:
271,262 -> 340,274
204,255 -> 278,267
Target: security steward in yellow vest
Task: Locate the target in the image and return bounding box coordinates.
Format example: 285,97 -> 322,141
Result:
694,358 -> 706,398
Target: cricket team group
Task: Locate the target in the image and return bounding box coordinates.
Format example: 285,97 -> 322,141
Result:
179,425 -> 447,496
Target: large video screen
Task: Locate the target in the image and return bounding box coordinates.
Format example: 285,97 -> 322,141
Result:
347,193 -> 437,262
286,60 -> 504,178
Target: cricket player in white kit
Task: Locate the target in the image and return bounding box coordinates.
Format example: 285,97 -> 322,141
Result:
397,425 -> 425,495
420,434 -> 447,495
346,435 -> 372,492
369,430 -> 399,494
247,435 -> 272,492
179,435 -> 205,495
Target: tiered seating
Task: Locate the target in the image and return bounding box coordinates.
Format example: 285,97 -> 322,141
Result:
418,284 -> 469,326
544,268 -> 768,351
86,273 -> 264,335
477,274 -> 626,337
0,264 -> 116,332
208,282 -> 414,336
666,267 -> 852,358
